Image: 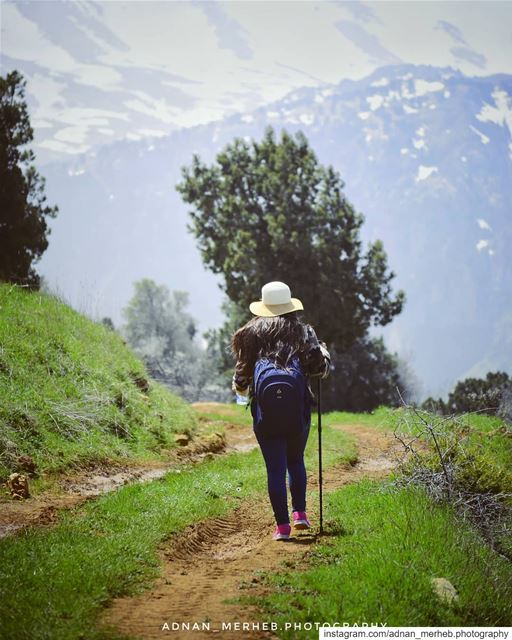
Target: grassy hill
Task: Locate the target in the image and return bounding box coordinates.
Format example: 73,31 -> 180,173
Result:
0,284 -> 196,483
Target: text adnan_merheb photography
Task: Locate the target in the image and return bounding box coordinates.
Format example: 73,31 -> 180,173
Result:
160,621 -> 388,633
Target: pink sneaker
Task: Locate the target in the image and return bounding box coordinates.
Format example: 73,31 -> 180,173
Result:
292,511 -> 311,530
273,524 -> 291,540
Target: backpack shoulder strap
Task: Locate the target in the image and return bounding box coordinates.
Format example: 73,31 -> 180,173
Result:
253,358 -> 272,392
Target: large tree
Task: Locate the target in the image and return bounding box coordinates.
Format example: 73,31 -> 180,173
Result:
177,127 -> 405,350
0,71 -> 58,287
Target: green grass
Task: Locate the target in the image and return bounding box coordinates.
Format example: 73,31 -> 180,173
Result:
326,404 -> 512,494
324,405 -> 508,433
0,417 -> 355,640
195,403 -> 254,428
0,284 -> 196,483
323,406 -> 399,430
449,419 -> 512,489
249,478 -> 512,636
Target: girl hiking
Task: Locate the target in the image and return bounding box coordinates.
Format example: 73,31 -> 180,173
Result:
231,281 -> 330,541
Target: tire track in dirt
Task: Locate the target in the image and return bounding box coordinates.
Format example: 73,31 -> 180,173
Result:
99,424 -> 403,640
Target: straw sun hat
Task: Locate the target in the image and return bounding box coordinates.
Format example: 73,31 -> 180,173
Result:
249,281 -> 304,317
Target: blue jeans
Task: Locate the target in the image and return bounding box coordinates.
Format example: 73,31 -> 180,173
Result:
254,425 -> 310,525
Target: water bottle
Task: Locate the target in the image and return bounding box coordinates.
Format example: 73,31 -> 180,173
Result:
236,392 -> 248,406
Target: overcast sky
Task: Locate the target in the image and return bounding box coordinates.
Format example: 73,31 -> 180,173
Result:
1,0 -> 512,162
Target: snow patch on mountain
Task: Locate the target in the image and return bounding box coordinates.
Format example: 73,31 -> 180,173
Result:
367,95 -> 385,111
414,80 -> 445,96
402,79 -> 444,100
476,89 -> 512,157
299,113 -> 315,125
476,239 -> 494,256
415,165 -> 438,181
371,78 -> 389,88
469,125 -> 490,144
362,79 -> 446,116
477,218 -> 492,231
282,111 -> 300,124
477,89 -> 512,128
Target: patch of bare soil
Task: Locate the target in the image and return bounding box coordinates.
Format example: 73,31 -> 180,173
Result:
0,458 -> 173,539
0,424 -> 254,539
99,424 -> 403,640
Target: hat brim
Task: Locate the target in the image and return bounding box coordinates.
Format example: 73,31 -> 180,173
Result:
249,298 -> 304,317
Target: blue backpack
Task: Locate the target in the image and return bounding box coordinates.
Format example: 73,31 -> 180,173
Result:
251,356 -> 311,438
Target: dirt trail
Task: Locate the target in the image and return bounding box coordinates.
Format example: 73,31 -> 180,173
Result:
99,423 -> 403,640
0,417 -> 256,539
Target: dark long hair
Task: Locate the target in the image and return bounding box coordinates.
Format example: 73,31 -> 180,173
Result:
231,312 -> 307,373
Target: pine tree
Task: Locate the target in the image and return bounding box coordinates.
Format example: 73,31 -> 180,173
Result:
0,71 -> 58,287
177,127 -> 408,410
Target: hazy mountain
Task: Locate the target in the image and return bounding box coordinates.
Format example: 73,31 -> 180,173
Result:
38,63 -> 512,400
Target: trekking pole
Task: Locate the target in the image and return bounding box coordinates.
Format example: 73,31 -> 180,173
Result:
317,376 -> 323,535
